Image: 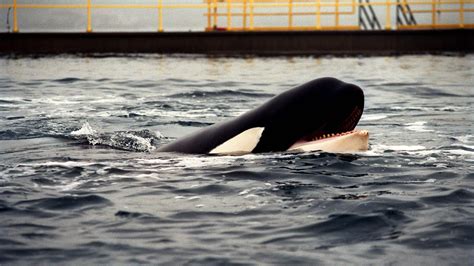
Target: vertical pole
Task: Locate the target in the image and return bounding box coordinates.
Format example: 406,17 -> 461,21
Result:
335,0 -> 339,28
243,0 -> 247,29
87,0 -> 92,32
158,0 -> 163,32
431,0 -> 436,27
316,0 -> 321,29
213,0 -> 217,29
227,0 -> 231,30
250,0 -> 254,30
385,0 -> 391,29
460,0 -> 464,28
288,0 -> 293,29
13,0 -> 18,32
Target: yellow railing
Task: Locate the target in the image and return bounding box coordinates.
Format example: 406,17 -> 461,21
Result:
395,0 -> 473,28
0,0 -> 472,32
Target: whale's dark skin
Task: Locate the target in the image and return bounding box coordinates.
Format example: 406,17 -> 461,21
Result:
157,77 -> 364,154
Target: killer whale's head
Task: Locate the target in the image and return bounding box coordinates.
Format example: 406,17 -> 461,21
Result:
160,77 -> 365,155
250,77 -> 364,153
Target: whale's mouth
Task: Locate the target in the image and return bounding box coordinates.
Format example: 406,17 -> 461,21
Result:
289,129 -> 369,151
288,104 -> 366,151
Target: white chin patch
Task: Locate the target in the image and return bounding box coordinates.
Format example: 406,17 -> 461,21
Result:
288,130 -> 369,153
210,127 -> 265,155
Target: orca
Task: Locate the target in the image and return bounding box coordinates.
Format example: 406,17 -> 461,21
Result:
157,77 -> 368,155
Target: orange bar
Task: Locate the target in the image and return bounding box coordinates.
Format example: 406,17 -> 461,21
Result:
87,0 -> 92,32
385,0 -> 391,29
13,0 -> 18,32
158,0 -> 163,31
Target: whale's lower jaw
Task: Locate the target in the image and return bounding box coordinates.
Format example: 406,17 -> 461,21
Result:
288,130 -> 369,154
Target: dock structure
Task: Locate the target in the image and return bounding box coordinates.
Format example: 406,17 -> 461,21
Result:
0,0 -> 473,54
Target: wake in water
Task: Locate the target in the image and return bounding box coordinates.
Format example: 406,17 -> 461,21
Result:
70,122 -> 164,152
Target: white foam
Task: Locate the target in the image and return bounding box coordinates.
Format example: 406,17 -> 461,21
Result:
244,194 -> 259,199
452,135 -> 473,144
31,96 -> 124,105
391,106 -> 427,111
71,122 -> 96,136
187,196 -> 201,201
361,114 -> 388,121
134,158 -> 172,165
361,144 -> 432,157
21,161 -> 97,168
390,106 -> 467,112
173,156 -> 239,168
407,150 -> 439,156
147,153 -> 294,171
59,180 -> 85,191
372,144 -> 426,151
144,109 -> 218,118
121,133 -> 156,152
405,121 -> 434,132
134,173 -> 161,180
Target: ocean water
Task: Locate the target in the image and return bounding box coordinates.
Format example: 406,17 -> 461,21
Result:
0,54 -> 473,264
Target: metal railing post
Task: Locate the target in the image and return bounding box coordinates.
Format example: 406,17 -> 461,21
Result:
13,0 -> 18,32
386,0 -> 391,29
87,0 -> 92,32
460,0 -> 464,28
158,0 -> 163,31
335,0 -> 340,27
432,0 -> 436,27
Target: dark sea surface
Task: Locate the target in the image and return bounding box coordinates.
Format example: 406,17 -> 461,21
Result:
0,54 -> 473,265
